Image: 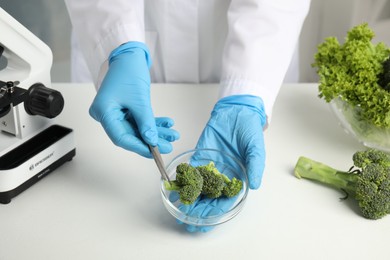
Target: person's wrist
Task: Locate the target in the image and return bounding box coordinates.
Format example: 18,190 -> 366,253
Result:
216,95 -> 267,127
109,41 -> 152,68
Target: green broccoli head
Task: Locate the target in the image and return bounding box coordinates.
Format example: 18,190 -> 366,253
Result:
164,163 -> 203,205
353,149 -> 390,168
165,161 -> 243,205
355,162 -> 390,219
178,185 -> 202,205
197,165 -> 225,198
294,148 -> 390,220
176,163 -> 203,190
197,162 -> 243,199
223,177 -> 244,198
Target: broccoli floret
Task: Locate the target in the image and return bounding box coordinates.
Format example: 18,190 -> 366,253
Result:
353,149 -> 390,168
196,162 -> 225,198
165,161 -> 243,205
164,163 -> 203,205
196,162 -> 243,199
223,177 -> 244,198
197,166 -> 225,198
294,149 -> 390,220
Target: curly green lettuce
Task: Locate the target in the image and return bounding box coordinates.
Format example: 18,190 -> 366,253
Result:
312,23 -> 390,128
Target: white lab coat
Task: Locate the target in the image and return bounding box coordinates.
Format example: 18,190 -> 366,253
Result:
64,0 -> 310,117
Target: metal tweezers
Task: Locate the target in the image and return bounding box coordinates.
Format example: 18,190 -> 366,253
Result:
148,144 -> 171,182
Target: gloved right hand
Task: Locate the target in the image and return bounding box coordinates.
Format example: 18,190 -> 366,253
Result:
89,42 -> 179,157
174,95 -> 267,232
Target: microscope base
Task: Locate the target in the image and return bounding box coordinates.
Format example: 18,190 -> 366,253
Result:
0,125 -> 76,204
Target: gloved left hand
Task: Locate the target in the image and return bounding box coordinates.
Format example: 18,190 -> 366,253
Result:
89,42 -> 179,157
177,94 -> 267,232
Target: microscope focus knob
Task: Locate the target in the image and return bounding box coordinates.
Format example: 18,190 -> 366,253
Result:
25,83 -> 64,118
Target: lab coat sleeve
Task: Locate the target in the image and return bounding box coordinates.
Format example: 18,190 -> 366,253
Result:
220,0 -> 311,119
64,0 -> 145,85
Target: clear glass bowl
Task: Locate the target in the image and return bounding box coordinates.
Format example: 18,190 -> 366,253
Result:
330,97 -> 390,153
160,149 -> 249,227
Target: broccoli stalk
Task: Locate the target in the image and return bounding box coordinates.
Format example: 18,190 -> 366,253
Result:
294,149 -> 390,220
295,157 -> 360,195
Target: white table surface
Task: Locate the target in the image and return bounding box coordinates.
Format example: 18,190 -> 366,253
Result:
0,83 -> 388,260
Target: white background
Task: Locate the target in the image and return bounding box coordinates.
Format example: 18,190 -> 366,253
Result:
2,0 -> 390,83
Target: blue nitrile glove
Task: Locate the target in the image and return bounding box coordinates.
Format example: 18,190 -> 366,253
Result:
173,194 -> 239,233
89,42 -> 179,157
177,95 -> 267,232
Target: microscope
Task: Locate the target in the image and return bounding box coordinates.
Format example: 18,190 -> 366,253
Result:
0,8 -> 76,204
